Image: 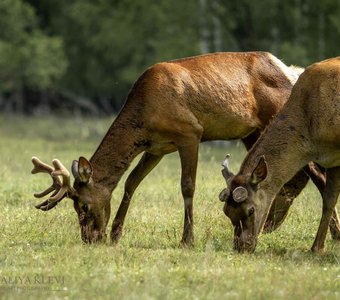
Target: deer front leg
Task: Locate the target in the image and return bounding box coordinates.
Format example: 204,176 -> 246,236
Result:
306,162 -> 340,240
263,162 -> 340,238
110,152 -> 163,243
177,139 -> 199,247
311,167 -> 340,253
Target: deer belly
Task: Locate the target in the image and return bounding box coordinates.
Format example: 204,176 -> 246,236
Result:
201,120 -> 258,141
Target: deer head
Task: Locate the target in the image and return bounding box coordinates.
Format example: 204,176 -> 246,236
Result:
31,156 -> 111,243
219,154 -> 268,252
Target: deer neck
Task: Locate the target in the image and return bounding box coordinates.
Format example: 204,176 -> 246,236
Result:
89,114 -> 147,192
242,113 -> 310,197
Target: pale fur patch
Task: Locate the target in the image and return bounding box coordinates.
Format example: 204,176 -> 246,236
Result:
266,53 -> 305,85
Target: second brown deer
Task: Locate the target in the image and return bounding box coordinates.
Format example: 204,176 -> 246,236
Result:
219,57 -> 340,253
31,52 -> 339,244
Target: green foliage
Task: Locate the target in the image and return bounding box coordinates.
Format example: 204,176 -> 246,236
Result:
0,0 -> 340,112
1,116 -> 340,299
45,0 -> 202,106
0,0 -> 66,94
24,32 -> 67,89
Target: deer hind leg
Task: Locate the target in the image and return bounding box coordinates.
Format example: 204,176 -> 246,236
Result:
177,138 -> 200,247
110,152 -> 163,243
311,167 -> 340,253
329,209 -> 340,240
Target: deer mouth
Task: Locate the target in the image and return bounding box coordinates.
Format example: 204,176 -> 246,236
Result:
81,226 -> 106,244
233,236 -> 257,253
233,224 -> 257,253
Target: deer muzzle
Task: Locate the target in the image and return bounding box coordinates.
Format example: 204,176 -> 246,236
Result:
81,225 -> 106,244
233,224 -> 257,253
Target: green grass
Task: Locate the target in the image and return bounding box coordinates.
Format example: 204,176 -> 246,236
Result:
0,114 -> 340,299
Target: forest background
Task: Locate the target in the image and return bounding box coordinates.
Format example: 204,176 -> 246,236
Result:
1,0 -> 339,115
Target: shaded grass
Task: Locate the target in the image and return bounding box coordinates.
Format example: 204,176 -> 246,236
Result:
0,115 -> 340,299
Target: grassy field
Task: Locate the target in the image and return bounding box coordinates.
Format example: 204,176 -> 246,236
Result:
0,114 -> 340,300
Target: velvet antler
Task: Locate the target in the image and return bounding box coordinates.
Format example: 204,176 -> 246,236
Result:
31,157 -> 75,211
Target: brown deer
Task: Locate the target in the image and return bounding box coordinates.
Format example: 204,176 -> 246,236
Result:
219,57 -> 340,253
31,52 -> 338,244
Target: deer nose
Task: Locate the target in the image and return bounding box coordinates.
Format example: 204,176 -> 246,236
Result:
233,227 -> 257,253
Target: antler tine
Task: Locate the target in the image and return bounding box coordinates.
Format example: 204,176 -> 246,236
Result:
52,159 -> 72,185
32,156 -> 56,175
31,157 -> 62,198
31,156 -> 75,210
222,154 -> 231,169
221,154 -> 234,182
50,159 -> 75,200
35,198 -> 60,211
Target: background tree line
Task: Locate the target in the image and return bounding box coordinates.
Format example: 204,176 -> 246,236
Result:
0,0 -> 339,115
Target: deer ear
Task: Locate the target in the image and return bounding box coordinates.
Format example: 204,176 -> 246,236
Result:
77,157 -> 93,183
71,160 -> 79,179
250,155 -> 268,185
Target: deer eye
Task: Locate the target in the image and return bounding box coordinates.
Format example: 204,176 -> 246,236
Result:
248,207 -> 255,216
82,203 -> 88,212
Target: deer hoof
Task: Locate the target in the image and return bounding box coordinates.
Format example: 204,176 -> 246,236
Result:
110,226 -> 123,244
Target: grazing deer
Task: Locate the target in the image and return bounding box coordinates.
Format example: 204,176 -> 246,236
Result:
31,52 -> 337,244
219,57 -> 340,253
